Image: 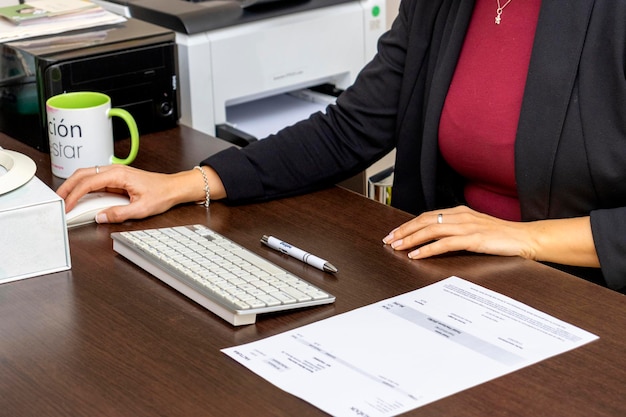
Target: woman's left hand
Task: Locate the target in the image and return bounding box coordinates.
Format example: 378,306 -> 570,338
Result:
383,205 -> 538,259
382,205 -> 600,268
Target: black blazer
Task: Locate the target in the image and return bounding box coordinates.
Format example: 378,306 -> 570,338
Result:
205,0 -> 626,290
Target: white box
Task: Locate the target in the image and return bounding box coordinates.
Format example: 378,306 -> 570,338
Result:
0,175 -> 71,284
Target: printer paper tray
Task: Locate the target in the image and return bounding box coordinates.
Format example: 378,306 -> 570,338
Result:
224,90 -> 336,141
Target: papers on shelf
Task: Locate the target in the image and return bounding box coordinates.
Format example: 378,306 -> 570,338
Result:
0,0 -> 98,24
225,90 -> 335,140
0,0 -> 125,43
222,276 -> 599,417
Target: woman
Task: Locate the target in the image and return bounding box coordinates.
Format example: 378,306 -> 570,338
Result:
58,0 -> 626,292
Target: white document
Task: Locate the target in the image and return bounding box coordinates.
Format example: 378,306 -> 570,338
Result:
222,276 -> 598,417
0,7 -> 125,43
225,93 -> 331,140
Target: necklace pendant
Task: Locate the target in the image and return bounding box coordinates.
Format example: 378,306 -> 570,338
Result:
495,6 -> 503,25
495,1 -> 510,25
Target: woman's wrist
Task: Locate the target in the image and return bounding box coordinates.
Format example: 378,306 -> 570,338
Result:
169,166 -> 226,207
529,217 -> 600,267
194,166 -> 211,207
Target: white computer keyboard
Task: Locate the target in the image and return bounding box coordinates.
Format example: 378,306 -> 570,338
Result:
111,225 -> 335,325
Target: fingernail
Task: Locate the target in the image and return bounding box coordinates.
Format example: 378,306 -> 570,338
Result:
382,228 -> 399,244
391,239 -> 403,249
382,233 -> 394,244
95,212 -> 109,224
408,249 -> 419,259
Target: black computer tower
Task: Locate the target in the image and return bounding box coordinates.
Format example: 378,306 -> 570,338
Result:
0,18 -> 179,152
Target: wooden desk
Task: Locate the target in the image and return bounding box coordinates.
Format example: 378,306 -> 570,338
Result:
1,127 -> 624,416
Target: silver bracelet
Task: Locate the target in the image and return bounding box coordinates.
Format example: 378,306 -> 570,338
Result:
194,165 -> 210,208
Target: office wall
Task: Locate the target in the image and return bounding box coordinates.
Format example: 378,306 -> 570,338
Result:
386,0 -> 400,29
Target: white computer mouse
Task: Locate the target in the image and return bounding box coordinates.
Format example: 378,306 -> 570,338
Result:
66,191 -> 130,228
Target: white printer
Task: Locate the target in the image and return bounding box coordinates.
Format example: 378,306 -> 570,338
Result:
95,0 -> 394,195
95,0 -> 386,138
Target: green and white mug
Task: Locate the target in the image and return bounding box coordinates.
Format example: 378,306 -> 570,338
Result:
46,91 -> 139,178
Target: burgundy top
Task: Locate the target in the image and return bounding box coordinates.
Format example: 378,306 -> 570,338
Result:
439,0 -> 542,221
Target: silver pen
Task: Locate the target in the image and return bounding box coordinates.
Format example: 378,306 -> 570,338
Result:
261,235 -> 338,273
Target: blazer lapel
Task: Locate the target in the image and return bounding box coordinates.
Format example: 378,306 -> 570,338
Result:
515,0 -> 595,220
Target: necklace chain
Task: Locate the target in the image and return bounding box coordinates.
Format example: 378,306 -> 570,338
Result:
495,0 -> 513,24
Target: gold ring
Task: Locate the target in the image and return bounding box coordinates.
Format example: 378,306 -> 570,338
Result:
437,213 -> 443,224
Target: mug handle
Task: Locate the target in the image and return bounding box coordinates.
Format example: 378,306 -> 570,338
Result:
108,108 -> 139,165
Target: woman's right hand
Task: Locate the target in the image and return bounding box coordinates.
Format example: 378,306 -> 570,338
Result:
56,164 -> 225,224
